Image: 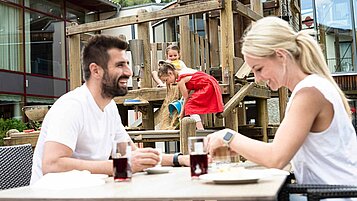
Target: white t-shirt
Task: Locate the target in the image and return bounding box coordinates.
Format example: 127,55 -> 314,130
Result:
30,84 -> 130,184
288,74 -> 357,185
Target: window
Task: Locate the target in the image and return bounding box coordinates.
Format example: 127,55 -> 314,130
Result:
0,4 -> 23,72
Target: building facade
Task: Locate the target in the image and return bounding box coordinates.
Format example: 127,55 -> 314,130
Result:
302,0 -> 357,129
0,0 -> 119,119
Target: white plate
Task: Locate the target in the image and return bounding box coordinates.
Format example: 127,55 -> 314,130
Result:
199,172 -> 260,184
144,166 -> 173,174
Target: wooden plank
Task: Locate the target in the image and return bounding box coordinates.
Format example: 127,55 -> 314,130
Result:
232,0 -> 263,21
220,0 -> 237,131
200,36 -> 205,72
204,13 -> 210,73
217,82 -> 255,118
137,9 -> 152,89
220,0 -> 235,91
278,87 -> 288,122
190,32 -> 195,68
195,33 -> 200,69
67,1 -> 222,36
151,43 -> 158,88
257,99 -> 268,142
179,15 -> 192,67
69,34 -> 81,90
208,17 -> 220,68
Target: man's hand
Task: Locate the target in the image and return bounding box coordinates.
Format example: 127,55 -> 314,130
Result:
130,148 -> 160,173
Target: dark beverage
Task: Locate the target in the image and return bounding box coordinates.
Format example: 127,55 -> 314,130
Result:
113,157 -> 131,182
190,154 -> 208,178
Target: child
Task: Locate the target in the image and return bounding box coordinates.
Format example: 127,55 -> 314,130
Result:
152,45 -> 194,87
158,62 -> 224,130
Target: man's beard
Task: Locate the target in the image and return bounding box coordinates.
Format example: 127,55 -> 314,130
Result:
101,70 -> 129,99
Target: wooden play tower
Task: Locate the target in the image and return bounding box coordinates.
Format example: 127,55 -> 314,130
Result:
66,0 -> 301,151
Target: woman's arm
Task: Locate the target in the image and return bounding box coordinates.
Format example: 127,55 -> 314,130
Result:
207,87 -> 332,168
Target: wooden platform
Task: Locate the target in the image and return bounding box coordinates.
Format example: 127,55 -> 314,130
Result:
114,83 -> 271,105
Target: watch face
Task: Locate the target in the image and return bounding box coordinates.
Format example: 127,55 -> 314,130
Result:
223,132 -> 234,141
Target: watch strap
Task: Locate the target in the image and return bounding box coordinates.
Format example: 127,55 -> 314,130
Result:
173,152 -> 183,167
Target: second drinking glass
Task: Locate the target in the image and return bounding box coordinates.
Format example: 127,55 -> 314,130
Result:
188,136 -> 208,179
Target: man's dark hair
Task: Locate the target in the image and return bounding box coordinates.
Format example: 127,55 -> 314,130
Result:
82,35 -> 128,81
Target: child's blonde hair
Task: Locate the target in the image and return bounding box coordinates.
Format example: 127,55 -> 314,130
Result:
165,45 -> 180,56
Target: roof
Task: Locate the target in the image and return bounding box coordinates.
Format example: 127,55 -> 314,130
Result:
66,0 -> 120,13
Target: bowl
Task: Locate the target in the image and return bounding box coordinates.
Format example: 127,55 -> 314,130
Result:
22,105 -> 51,121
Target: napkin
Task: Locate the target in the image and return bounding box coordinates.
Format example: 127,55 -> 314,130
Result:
31,170 -> 106,190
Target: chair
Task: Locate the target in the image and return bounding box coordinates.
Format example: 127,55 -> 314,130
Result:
0,144 -> 33,190
279,173 -> 357,201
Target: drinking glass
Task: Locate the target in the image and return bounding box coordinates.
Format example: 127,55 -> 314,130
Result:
188,136 -> 208,179
112,141 -> 132,182
211,146 -> 232,173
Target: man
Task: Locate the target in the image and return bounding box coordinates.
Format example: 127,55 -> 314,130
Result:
31,35 -> 188,184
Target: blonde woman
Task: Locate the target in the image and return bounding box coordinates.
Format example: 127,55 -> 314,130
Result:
207,16 -> 357,191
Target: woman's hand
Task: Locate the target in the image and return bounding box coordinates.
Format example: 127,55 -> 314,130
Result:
206,128 -> 237,156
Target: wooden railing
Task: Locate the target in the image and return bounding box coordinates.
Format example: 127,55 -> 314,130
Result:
333,73 -> 357,94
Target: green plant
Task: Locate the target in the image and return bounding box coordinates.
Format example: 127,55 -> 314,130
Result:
0,118 -> 28,146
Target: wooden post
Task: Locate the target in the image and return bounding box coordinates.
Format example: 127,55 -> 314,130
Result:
179,15 -> 192,67
257,99 -> 268,142
278,87 -> 289,122
209,17 -> 220,68
220,0 -> 235,90
69,34 -> 81,90
137,9 -> 152,89
137,9 -> 154,130
220,0 -> 238,131
180,117 -> 196,155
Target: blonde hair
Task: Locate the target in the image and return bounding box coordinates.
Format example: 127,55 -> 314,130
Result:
166,45 -> 180,55
241,16 -> 351,117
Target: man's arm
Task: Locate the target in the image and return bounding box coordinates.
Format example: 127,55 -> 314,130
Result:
42,141 -> 113,175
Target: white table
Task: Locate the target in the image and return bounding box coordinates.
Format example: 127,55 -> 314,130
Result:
0,167 -> 287,201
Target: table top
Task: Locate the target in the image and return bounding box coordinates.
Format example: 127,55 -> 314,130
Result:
0,167 -> 287,201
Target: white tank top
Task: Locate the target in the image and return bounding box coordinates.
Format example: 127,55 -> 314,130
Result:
288,74 -> 357,185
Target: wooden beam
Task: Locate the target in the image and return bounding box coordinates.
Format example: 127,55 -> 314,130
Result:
67,1 -> 222,36
235,62 -> 251,79
69,34 -> 81,90
217,82 -> 255,118
232,0 -> 263,21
